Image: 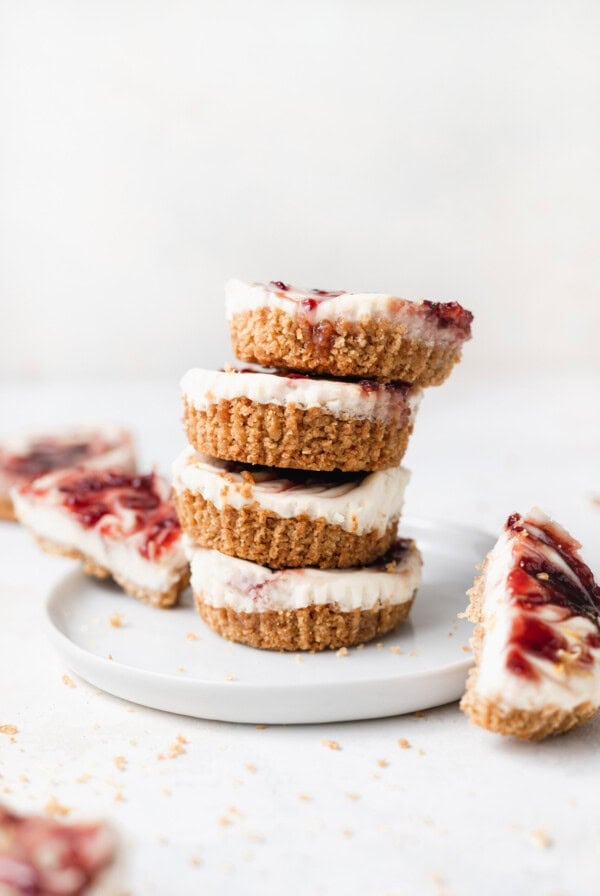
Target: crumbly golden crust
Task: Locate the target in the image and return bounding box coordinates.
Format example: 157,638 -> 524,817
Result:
183,399 -> 412,473
174,489 -> 398,569
460,567 -> 597,740
229,307 -> 463,385
0,494 -> 16,521
34,535 -> 189,609
195,593 -> 416,651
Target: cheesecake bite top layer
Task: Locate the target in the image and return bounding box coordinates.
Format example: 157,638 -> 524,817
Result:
225,279 -> 473,345
473,508 -> 600,712
173,447 -> 409,536
181,366 -> 421,423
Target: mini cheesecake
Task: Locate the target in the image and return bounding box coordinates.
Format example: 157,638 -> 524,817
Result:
0,803 -> 118,895
226,279 -> 473,385
186,537 -> 422,651
461,509 -> 600,740
12,469 -> 189,608
181,367 -> 421,473
0,425 -> 135,522
173,446 -> 409,569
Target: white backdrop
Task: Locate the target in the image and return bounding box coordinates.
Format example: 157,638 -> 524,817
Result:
1,0 -> 599,379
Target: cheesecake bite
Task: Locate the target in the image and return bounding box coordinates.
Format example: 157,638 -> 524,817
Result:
185,537 -> 422,651
181,367 -> 421,472
461,509 -> 600,740
12,468 -> 189,608
0,426 -> 135,521
226,279 -> 473,385
173,446 -> 409,569
0,804 -> 117,895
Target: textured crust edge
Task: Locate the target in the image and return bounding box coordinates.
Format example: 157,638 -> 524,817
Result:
0,494 -> 16,521
183,398 -> 411,473
34,535 -> 189,609
194,593 -> 416,651
229,307 -> 464,385
174,489 -> 398,569
459,564 -> 597,740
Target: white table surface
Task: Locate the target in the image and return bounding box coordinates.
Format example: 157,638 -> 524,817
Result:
1,368 -> 600,896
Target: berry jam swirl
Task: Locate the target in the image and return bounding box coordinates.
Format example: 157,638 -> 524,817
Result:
223,366 -> 412,396
503,512 -> 600,682
28,469 -> 181,561
1,439 -> 99,480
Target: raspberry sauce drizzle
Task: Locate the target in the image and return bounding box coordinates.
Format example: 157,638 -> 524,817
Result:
30,469 -> 180,561
504,513 -> 600,681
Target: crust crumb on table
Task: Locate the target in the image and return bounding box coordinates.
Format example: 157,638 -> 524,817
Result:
33,534 -> 189,609
195,596 -> 415,652
0,724 -> 19,736
76,773 -> 91,784
398,738 -> 411,749
185,631 -> 199,641
62,674 -> 76,688
113,756 -> 127,772
229,306 -> 464,385
377,759 -> 389,768
297,793 -> 312,802
110,612 -> 124,628
336,647 -> 349,658
245,763 -> 257,774
529,829 -> 552,848
157,734 -> 188,760
183,397 -> 413,473
345,792 -> 361,801
321,738 -> 341,751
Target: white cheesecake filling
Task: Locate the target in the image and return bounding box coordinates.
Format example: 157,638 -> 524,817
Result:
173,447 -> 409,536
12,492 -> 187,593
186,538 -> 422,613
181,368 -> 421,423
473,529 -> 600,713
225,278 -> 467,344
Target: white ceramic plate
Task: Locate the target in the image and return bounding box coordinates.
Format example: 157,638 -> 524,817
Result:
45,517 -> 492,724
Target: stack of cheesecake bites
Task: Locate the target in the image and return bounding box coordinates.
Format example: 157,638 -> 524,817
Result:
173,280 -> 473,652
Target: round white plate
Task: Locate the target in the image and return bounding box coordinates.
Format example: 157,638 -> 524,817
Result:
45,518 -> 492,724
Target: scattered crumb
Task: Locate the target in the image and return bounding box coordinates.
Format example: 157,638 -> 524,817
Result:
298,793 -> 312,802
2,787 -> 13,794
415,711 -> 425,718
255,724 -> 267,730
461,645 -> 471,653
108,654 -> 113,661
157,734 -> 188,760
336,647 -> 349,658
398,738 -> 411,749
177,666 -> 187,673
225,673 -> 236,682
62,674 -> 76,688
110,612 -> 123,628
219,816 -> 232,827
356,644 -> 364,650
345,792 -> 360,801
408,650 -> 417,657
45,796 -> 71,818
377,759 -> 389,768
190,856 -> 203,867
126,707 -> 136,713
418,748 -> 426,756
113,756 -> 127,772
113,788 -> 125,804
341,827 -> 353,838
390,646 -> 402,655
245,763 -> 257,774
294,654 -> 304,663
162,787 -> 172,796
185,632 -> 199,641
321,739 -> 341,751
0,725 -> 18,736
530,829 -> 552,849
19,775 -> 29,783
376,642 -> 383,649
76,773 -> 91,784
371,773 -> 381,780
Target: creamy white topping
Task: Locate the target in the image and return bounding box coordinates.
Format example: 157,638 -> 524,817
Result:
11,486 -> 187,594
472,523 -> 600,713
225,278 -> 468,344
181,368 -> 421,423
173,447 -> 409,536
186,538 -> 422,613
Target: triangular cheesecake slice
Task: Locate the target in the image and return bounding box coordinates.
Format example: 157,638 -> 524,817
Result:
461,509 -> 600,740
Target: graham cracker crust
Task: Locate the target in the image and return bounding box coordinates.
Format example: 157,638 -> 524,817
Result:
460,567 -> 597,740
34,535 -> 189,609
194,594 -> 415,651
229,307 -> 463,386
183,399 -> 412,473
174,489 -> 398,569
0,494 -> 16,521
